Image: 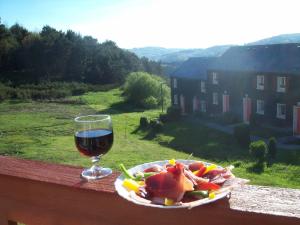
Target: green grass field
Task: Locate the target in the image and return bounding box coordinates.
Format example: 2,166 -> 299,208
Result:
0,88 -> 300,188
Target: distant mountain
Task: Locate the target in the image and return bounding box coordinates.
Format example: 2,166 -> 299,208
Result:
128,33 -> 300,74
129,47 -> 182,61
247,33 -> 300,46
128,45 -> 232,63
159,45 -> 232,63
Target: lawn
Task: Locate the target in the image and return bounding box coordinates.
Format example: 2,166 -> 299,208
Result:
0,88 -> 300,189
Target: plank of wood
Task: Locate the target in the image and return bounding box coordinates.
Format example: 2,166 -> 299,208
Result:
0,156 -> 299,225
0,156 -> 118,193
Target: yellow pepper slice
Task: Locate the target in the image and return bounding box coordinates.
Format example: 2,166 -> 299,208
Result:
169,159 -> 176,165
122,179 -> 140,193
203,164 -> 217,175
164,198 -> 174,206
209,192 -> 216,199
192,169 -> 200,175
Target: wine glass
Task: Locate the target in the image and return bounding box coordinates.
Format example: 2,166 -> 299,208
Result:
74,115 -> 113,180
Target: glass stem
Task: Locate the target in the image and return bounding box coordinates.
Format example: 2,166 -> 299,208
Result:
91,156 -> 101,170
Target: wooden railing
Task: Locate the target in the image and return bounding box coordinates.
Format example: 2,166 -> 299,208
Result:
0,156 -> 299,225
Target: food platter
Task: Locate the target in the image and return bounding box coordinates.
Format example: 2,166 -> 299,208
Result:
114,160 -> 248,209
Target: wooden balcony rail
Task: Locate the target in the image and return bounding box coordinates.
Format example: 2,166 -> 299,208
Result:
0,156 -> 299,225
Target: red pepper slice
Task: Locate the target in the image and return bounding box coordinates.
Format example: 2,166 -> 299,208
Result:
197,182 -> 221,191
194,166 -> 207,177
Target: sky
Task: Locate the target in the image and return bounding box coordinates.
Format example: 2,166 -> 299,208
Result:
1,0 -> 300,49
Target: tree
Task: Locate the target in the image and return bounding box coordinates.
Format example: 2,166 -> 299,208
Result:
9,23 -> 28,44
0,23 -> 18,69
0,22 -> 163,85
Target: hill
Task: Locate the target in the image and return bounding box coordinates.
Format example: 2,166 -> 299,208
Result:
129,47 -> 183,61
129,33 -> 300,75
129,33 -> 300,64
159,45 -> 232,63
247,33 -> 300,46
129,45 -> 232,63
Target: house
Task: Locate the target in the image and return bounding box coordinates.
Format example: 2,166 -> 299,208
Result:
171,57 -> 217,114
170,43 -> 300,135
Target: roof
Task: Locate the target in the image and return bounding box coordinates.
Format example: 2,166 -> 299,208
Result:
171,57 -> 217,80
211,43 -> 300,75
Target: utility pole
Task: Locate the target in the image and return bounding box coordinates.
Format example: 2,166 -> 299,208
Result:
160,82 -> 164,113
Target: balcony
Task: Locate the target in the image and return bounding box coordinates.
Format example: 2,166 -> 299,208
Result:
0,156 -> 299,225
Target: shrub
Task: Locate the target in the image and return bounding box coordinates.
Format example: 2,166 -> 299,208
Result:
233,124 -> 250,147
0,82 -> 92,100
249,140 -> 268,163
0,82 -> 113,101
0,83 -> 12,101
16,89 -> 32,100
233,161 -> 242,168
268,137 -> 277,159
142,96 -> 158,109
123,72 -> 170,109
49,89 -> 71,99
248,162 -> 265,174
139,117 -> 149,129
71,86 -> 88,95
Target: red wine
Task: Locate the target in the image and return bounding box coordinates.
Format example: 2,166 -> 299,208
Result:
75,129 -> 113,157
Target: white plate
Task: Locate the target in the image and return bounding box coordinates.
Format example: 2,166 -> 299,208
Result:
114,160 -> 241,209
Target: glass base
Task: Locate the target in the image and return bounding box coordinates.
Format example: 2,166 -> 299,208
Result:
81,165 -> 112,180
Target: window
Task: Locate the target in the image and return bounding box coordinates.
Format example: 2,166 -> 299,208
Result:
200,81 -> 206,93
213,92 -> 218,105
200,100 -> 206,112
212,72 -> 218,84
277,76 -> 287,93
277,103 -> 286,119
174,94 -> 178,105
256,100 -> 264,115
256,75 -> 264,90
173,78 -> 177,88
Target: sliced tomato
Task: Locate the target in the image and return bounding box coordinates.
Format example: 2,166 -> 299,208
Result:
197,182 -> 221,191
